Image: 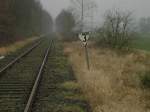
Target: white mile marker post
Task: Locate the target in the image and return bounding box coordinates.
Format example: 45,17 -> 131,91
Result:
79,32 -> 90,70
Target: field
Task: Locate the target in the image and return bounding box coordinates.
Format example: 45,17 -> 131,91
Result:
133,34 -> 150,51
63,41 -> 150,112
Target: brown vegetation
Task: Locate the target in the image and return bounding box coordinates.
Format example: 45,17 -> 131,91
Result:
63,41 -> 150,112
0,37 -> 39,55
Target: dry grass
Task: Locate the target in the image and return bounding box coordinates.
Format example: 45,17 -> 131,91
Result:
0,37 -> 39,55
63,41 -> 150,112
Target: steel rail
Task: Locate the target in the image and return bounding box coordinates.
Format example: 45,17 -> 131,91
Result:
24,40 -> 52,112
0,39 -> 42,74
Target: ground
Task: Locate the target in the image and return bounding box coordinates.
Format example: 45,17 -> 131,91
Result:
0,37 -> 39,55
63,41 -> 150,112
0,39 -> 91,112
0,36 -> 150,112
133,34 -> 150,51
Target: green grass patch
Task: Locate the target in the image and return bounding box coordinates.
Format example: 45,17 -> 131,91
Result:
62,105 -> 85,112
61,81 -> 79,90
133,34 -> 150,51
61,90 -> 86,101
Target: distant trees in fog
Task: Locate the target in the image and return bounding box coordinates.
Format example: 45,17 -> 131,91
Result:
0,0 -> 53,45
139,17 -> 150,33
55,0 -> 98,41
55,10 -> 76,41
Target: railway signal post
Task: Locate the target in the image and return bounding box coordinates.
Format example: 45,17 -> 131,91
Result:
79,32 -> 90,70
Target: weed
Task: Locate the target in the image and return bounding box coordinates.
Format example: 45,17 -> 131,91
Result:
141,71 -> 150,88
61,81 -> 79,90
62,105 -> 85,112
64,41 -> 150,112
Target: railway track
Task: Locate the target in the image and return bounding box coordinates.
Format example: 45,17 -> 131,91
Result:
0,39 -> 42,74
0,37 -> 90,112
27,42 -> 91,112
24,40 -> 53,112
0,38 -> 52,112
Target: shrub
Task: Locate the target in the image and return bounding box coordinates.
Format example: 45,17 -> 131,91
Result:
97,10 -> 135,49
141,71 -> 150,88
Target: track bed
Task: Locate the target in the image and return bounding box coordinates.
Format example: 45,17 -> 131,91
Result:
31,42 -> 91,112
0,38 -> 91,112
0,39 -> 50,112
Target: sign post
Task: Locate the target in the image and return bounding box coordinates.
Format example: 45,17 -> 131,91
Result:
79,32 -> 90,70
85,43 -> 90,70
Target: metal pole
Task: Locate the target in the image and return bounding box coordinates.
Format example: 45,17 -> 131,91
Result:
81,0 -> 90,70
81,0 -> 84,32
85,44 -> 90,70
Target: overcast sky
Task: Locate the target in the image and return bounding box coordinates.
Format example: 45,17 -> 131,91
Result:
40,0 -> 150,20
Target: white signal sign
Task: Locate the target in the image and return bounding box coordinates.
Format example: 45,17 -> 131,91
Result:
78,32 -> 90,46
78,32 -> 90,70
78,32 -> 90,42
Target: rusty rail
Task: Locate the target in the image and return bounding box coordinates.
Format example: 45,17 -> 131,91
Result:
24,40 -> 52,112
0,39 -> 42,74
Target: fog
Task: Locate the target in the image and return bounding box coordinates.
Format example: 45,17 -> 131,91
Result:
40,0 -> 150,19
40,0 -> 70,18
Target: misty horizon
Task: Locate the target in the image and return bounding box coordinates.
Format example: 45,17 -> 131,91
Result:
40,0 -> 150,19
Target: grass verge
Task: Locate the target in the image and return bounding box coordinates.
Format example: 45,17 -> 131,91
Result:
64,41 -> 150,112
0,37 -> 39,55
0,36 -> 40,69
141,71 -> 150,88
133,34 -> 150,51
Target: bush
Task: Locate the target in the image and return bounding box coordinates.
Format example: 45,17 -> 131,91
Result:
141,71 -> 150,88
97,10 -> 135,49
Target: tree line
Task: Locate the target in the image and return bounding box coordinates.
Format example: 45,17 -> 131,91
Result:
56,5 -> 150,50
54,0 -> 150,50
55,10 -> 75,41
139,17 -> 150,33
0,0 -> 53,45
55,0 -> 97,41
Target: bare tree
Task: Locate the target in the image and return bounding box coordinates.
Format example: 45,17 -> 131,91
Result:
69,0 -> 97,32
98,9 -> 134,49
